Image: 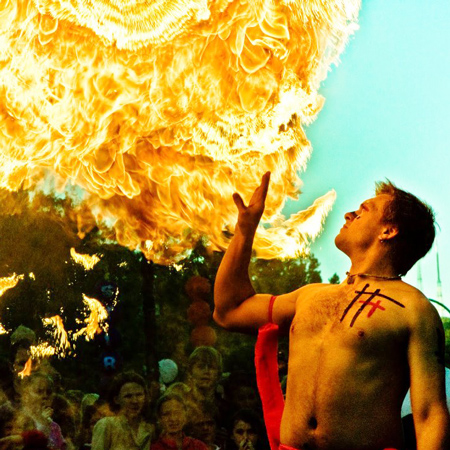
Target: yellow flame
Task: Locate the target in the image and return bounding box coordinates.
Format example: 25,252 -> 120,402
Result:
0,274 -> 24,297
30,342 -> 57,359
173,263 -> 183,272
0,323 -> 8,335
70,248 -> 101,270
0,0 -> 360,262
73,294 -> 109,341
42,315 -> 71,354
18,357 -> 33,379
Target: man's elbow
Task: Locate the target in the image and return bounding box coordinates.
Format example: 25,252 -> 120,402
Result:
213,309 -> 232,329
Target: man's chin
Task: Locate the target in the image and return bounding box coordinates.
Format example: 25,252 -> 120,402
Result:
334,234 -> 343,249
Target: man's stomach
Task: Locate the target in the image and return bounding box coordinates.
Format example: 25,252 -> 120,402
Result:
279,349 -> 408,450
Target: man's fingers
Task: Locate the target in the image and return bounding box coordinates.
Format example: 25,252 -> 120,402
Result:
249,171 -> 271,206
233,172 -> 270,212
233,193 -> 246,212
260,171 -> 271,200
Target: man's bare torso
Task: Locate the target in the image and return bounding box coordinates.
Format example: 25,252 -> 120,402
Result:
280,279 -> 419,450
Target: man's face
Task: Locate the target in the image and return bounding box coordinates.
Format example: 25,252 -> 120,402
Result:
159,399 -> 186,435
114,382 -> 145,418
335,194 -> 392,255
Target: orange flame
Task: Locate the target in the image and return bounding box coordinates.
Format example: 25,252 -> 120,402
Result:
0,0 -> 360,262
42,315 -> 71,354
18,357 -> 33,379
0,273 -> 24,298
73,294 -> 109,341
70,248 -> 101,270
0,274 -> 24,333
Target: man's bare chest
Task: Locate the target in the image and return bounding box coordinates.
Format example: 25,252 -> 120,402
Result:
290,283 -> 409,350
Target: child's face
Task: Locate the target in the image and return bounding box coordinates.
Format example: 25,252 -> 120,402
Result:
23,377 -> 53,409
159,399 -> 186,435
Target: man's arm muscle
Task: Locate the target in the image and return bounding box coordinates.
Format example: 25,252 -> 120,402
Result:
408,298 -> 450,450
213,290 -> 299,333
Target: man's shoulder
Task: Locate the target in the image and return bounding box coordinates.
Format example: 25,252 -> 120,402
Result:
298,282 -> 332,293
395,280 -> 441,324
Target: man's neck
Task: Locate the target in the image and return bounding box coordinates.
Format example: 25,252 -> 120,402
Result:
348,251 -> 398,279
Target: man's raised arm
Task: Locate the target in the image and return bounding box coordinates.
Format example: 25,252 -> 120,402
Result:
213,172 -> 297,333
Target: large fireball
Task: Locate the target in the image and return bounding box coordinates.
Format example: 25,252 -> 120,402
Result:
0,0 -> 360,263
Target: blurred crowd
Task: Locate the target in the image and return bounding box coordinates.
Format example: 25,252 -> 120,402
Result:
0,328 -> 278,450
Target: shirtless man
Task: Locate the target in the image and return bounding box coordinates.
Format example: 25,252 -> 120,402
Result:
213,173 -> 450,450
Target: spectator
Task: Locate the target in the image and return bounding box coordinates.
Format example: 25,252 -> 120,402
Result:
222,372 -> 261,424
51,394 -> 77,450
226,410 -> 268,450
185,348 -> 223,419
91,371 -> 154,450
78,398 -> 113,450
151,394 -> 207,450
188,407 -> 224,450
18,372 -> 66,450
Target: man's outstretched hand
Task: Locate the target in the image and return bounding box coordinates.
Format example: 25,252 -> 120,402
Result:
233,171 -> 271,236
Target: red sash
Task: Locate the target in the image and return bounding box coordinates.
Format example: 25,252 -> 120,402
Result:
255,296 -> 284,450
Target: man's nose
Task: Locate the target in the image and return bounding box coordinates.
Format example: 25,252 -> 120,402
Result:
344,211 -> 355,221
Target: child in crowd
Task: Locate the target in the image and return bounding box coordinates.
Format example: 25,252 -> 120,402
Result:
151,394 -> 207,450
18,372 -> 66,450
226,410 -> 268,450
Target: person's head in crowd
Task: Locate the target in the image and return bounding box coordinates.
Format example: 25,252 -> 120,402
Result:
228,410 -> 266,450
187,347 -> 222,394
20,372 -> 54,414
9,341 -> 31,379
188,407 -> 218,450
10,327 -> 36,348
108,371 -> 148,422
156,393 -> 187,438
9,327 -> 35,383
224,372 -> 260,412
79,398 -> 113,448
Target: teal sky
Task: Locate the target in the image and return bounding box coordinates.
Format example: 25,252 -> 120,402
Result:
285,1 -> 450,302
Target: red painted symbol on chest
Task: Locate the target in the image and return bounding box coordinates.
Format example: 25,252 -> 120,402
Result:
358,299 -> 385,317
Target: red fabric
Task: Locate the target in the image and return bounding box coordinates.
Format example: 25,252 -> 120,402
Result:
255,323 -> 284,450
21,430 -> 50,450
151,435 -> 208,450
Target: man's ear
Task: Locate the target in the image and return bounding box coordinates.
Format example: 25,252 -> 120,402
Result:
379,224 -> 399,242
